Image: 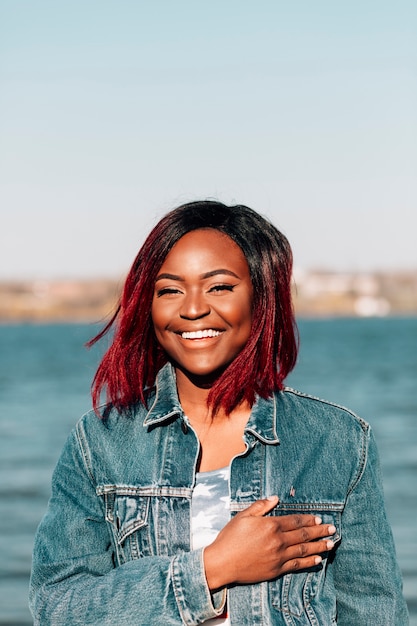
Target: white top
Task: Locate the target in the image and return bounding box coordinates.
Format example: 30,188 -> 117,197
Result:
191,466 -> 231,625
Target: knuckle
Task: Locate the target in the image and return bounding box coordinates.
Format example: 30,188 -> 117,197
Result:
300,528 -> 310,542
299,543 -> 308,557
294,514 -> 304,527
241,501 -> 261,516
271,531 -> 284,549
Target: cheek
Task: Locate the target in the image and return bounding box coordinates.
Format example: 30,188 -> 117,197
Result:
150,303 -> 158,329
150,309 -> 166,345
151,299 -> 168,328
236,294 -> 253,322
151,310 -> 168,349
225,298 -> 253,335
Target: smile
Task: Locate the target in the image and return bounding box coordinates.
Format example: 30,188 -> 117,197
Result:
180,329 -> 223,340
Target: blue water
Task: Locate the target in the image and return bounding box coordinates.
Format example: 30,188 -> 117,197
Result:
0,319 -> 416,625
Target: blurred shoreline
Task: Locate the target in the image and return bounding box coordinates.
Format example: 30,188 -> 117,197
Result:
0,270 -> 416,322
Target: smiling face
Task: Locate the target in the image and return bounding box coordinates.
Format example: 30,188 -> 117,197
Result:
151,228 -> 253,387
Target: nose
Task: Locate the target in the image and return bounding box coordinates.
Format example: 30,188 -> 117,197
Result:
179,291 -> 210,320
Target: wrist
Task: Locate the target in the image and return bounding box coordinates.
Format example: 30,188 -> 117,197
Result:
203,544 -> 229,591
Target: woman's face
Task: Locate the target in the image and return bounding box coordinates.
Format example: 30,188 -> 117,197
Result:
151,228 -> 253,382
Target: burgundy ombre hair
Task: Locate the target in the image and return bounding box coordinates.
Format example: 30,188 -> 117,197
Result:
88,201 -> 298,416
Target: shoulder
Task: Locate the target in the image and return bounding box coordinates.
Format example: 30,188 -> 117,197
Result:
274,387 -> 371,442
77,401 -> 148,429
57,402 -> 151,484
273,388 -> 373,486
73,402 -> 148,454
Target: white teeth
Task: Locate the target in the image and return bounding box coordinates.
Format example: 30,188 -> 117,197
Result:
181,329 -> 222,339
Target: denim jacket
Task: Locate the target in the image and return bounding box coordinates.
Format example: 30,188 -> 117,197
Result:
30,363 -> 408,625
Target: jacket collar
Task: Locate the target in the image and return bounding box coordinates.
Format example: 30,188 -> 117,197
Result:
143,363 -> 183,427
143,363 -> 280,445
245,395 -> 280,445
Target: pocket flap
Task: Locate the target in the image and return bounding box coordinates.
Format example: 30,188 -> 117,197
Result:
114,494 -> 150,544
97,485 -> 150,544
273,502 -> 342,544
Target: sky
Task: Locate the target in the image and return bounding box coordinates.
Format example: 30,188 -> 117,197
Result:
1,0 -> 416,279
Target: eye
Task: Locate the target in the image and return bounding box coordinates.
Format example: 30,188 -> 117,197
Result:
208,284 -> 236,293
155,287 -> 182,297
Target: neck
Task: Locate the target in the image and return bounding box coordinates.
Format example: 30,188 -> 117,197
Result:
175,369 -> 213,422
174,367 -> 251,425
173,367 -> 251,472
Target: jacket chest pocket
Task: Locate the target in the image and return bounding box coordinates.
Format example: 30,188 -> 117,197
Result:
97,484 -> 192,565
97,485 -> 153,564
269,505 -> 342,626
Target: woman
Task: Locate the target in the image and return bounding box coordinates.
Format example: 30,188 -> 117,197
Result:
29,201 -> 408,625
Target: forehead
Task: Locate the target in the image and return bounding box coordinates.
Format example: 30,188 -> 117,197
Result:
161,228 -> 249,271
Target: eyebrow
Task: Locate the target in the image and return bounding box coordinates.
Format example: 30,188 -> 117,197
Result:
155,269 -> 241,282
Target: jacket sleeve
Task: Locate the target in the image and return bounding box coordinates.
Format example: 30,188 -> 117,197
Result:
29,428 -> 226,626
333,426 -> 409,625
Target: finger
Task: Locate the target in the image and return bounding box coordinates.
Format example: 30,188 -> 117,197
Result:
239,496 -> 279,518
288,537 -> 335,559
279,553 -> 326,575
281,524 -> 337,549
280,537 -> 336,574
273,513 -> 326,532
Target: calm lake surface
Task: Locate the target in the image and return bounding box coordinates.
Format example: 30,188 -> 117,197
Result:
0,319 -> 416,625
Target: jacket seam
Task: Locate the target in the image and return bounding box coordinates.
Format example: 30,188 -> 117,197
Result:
75,418 -> 96,486
345,422 -> 370,497
170,556 -> 188,625
282,387 -> 368,428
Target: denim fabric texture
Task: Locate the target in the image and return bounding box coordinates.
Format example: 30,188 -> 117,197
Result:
29,363 -> 409,625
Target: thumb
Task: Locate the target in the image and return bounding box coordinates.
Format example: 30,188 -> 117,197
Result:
240,495 -> 279,517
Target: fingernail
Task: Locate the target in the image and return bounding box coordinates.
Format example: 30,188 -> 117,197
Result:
314,556 -> 322,564
326,540 -> 334,549
315,516 -> 322,524
266,495 -> 278,502
328,525 -> 336,534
